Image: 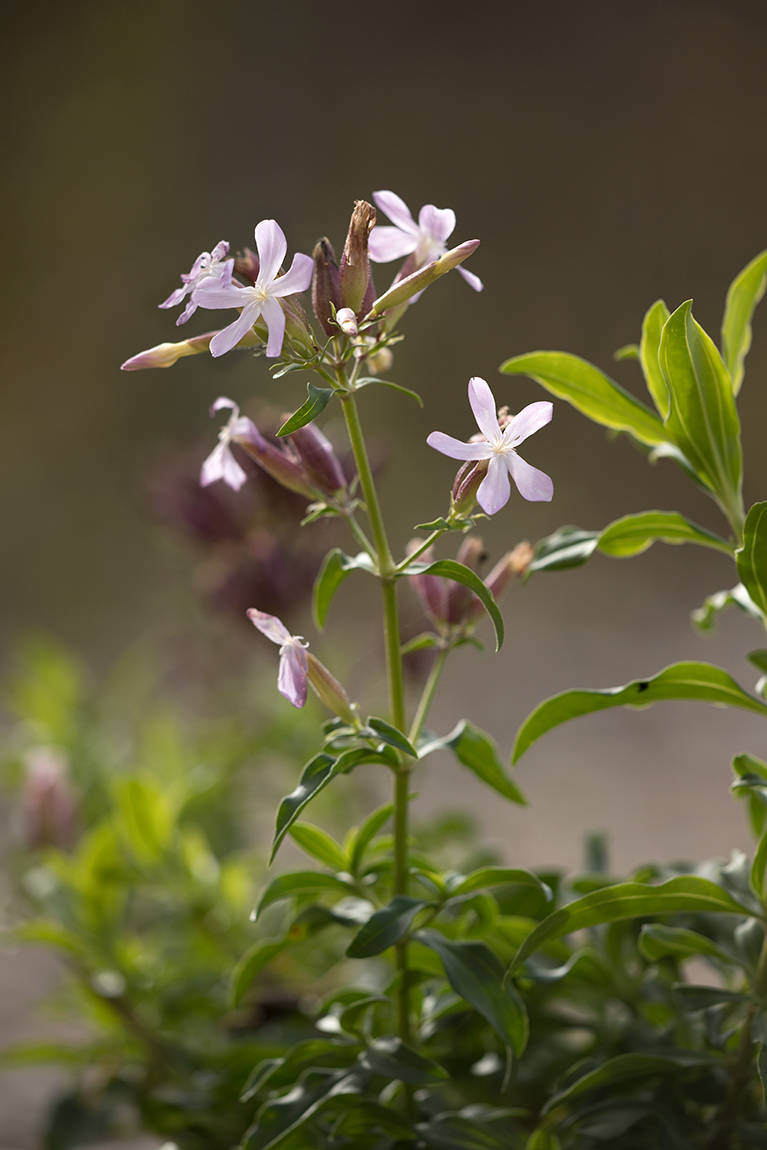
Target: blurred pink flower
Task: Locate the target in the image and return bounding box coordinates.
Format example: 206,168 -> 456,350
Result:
427,377 -> 553,514
368,191 -> 483,293
247,609 -> 309,708
200,397 -> 262,492
159,240 -> 233,326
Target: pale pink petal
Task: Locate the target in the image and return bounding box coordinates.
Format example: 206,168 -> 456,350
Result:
426,431 -> 493,460
209,304 -> 262,357
505,452 -> 553,502
219,258 -> 235,287
187,252 -> 208,279
503,401 -> 553,447
418,204 -> 456,244
261,296 -> 287,358
246,609 -> 293,646
368,227 -> 419,263
457,265 -> 484,292
278,644 -> 308,708
270,252 -> 314,297
176,298 -> 198,325
372,190 -> 419,234
477,455 -> 511,515
255,219 -> 287,284
210,396 -> 238,416
211,240 -> 230,261
160,284 -> 190,309
231,415 -> 267,449
200,441 -> 247,491
194,278 -> 252,310
468,377 -> 501,444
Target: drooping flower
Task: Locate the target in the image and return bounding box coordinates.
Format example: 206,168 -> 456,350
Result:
368,191 -> 483,293
159,241 -> 234,326
200,397 -> 262,492
192,220 -> 313,358
247,610 -> 309,708
427,377 -> 553,514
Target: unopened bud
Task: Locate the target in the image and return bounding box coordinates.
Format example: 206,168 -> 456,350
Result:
365,346 -> 393,375
121,327 -> 263,371
367,239 -> 480,318
234,247 -> 260,285
467,543 -> 533,621
234,422 -> 316,499
311,238 -> 341,338
306,653 -> 356,724
22,748 -> 77,851
335,308 -> 358,337
288,423 -> 346,495
450,458 -> 489,515
407,543 -> 448,625
447,536 -> 487,623
280,293 -> 316,354
339,200 -> 376,315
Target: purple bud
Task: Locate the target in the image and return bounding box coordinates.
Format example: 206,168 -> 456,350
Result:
447,537 -> 487,623
234,423 -> 317,499
280,292 -> 316,354
306,653 -> 356,723
467,543 -> 534,621
311,238 -> 342,338
339,201 -> 376,316
22,748 -> 77,851
407,543 -> 449,625
288,423 -> 346,495
234,247 -> 260,285
450,458 -> 489,515
121,327 -> 263,371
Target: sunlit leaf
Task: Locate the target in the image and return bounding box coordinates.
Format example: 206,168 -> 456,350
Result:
736,502 -> 767,620
598,511 -> 732,557
721,248 -> 767,393
638,299 -> 671,418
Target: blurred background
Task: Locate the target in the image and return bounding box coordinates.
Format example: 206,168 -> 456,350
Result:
2,0 -> 767,1144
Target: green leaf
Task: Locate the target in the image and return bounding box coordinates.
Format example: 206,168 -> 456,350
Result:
499,351 -> 670,447
526,1127 -> 562,1150
244,1067 -> 365,1150
673,984 -> 749,1012
639,299 -> 671,419
659,300 -> 743,518
354,376 -> 424,405
637,924 -> 734,965
289,823 -> 348,871
614,343 -> 639,361
406,559 -> 505,650
447,867 -> 552,902
417,930 -> 529,1057
231,939 -> 291,1007
418,1112 -> 524,1149
721,248 -> 767,394
420,720 -> 525,805
346,896 -> 431,958
528,527 -> 599,573
349,802 -> 393,875
543,1051 -> 713,1112
692,583 -> 763,633
255,870 -> 353,919
736,502 -> 767,618
114,776 -> 175,865
365,716 -> 417,758
401,633 -> 442,655
757,1042 -> 767,1104
507,876 -> 757,976
359,1037 -> 448,1084
313,549 -> 377,630
277,383 -> 334,437
513,661 -> 767,764
598,511 -> 733,557
331,1100 -> 415,1140
751,824 -> 767,899
748,650 -> 767,674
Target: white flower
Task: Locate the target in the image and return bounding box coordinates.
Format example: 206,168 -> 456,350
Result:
368,191 -> 483,293
200,397 -> 259,492
247,610 -> 309,708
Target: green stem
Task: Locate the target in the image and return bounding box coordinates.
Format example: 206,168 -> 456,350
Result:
396,528 -> 447,572
409,646 -> 449,746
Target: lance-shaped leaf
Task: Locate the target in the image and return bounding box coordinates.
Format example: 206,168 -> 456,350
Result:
499,351 -> 669,447
417,930 -> 529,1057
446,867 -> 552,902
231,938 -> 292,1007
751,824 -> 767,900
289,823 -> 348,871
659,301 -> 743,522
365,716 -> 418,758
528,527 -> 599,573
346,896 -> 431,958
349,802 -> 393,875
513,661 -> 767,764
673,984 -> 749,1012
277,383 -> 334,437
354,376 -> 424,406
417,1112 -> 524,1149
420,720 -> 525,805
639,299 -> 671,418
313,550 -> 377,630
359,1037 -> 448,1084
638,924 -> 735,965
507,876 -> 756,976
721,248 -> 767,394
597,511 -> 733,557
692,583 -> 763,633
736,502 -> 767,620
405,559 -> 504,650
255,870 -> 355,918
543,1051 -> 715,1113
243,1066 -> 365,1150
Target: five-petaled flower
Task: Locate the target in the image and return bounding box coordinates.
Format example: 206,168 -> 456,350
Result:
368,191 -> 483,294
159,241 -> 234,326
247,609 -> 309,708
200,397 -> 261,492
192,220 -> 313,358
427,377 -> 553,514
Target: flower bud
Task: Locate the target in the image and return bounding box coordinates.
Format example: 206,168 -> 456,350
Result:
234,247 -> 260,285
280,292 -> 316,355
467,543 -> 534,621
234,422 -> 316,499
288,423 -> 346,495
367,239 -> 480,318
335,308 -> 358,337
306,653 -> 356,724
450,458 -> 489,515
447,537 -> 487,623
407,543 -> 448,625
311,238 -> 342,338
339,200 -> 376,315
22,747 -> 77,851
121,327 -> 263,371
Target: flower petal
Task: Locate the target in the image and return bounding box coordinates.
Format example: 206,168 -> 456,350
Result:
255,219 -> 288,284
468,377 -> 501,444
418,204 -> 456,244
506,451 -> 554,502
372,190 -> 419,234
209,304 -> 262,357
278,643 -> 308,708
194,279 -> 252,310
260,296 -> 287,358
368,226 -> 419,263
503,401 -> 553,447
159,284 -> 190,309
175,298 -> 198,325
200,441 -> 247,491
270,252 -> 314,297
246,609 -> 293,646
426,431 -> 493,460
211,240 -> 230,261
477,455 -> 511,515
210,396 -> 238,417
457,265 -> 484,292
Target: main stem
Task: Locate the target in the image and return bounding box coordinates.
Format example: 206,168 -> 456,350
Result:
340,385 -> 412,1044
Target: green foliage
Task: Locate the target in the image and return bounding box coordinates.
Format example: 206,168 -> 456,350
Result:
277,383 -> 334,436
721,248 -> 767,394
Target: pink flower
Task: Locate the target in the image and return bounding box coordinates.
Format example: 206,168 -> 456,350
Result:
368,191 -> 483,294
192,220 -> 313,358
247,609 -> 309,708
159,241 -> 233,326
427,377 -> 553,515
200,397 -> 261,492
